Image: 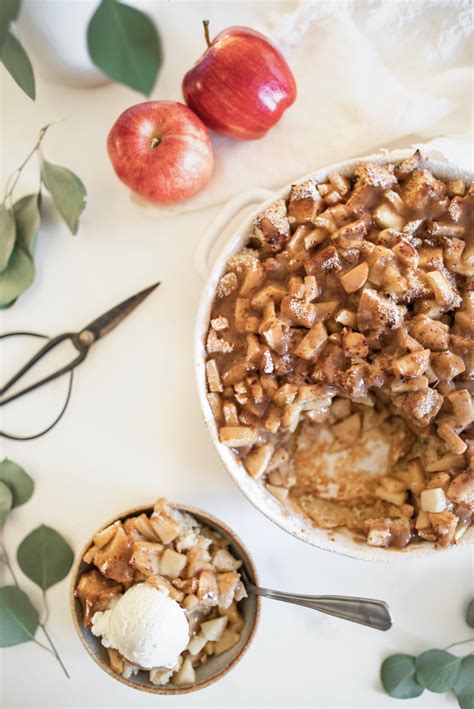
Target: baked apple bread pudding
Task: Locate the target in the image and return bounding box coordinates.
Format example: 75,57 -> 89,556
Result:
75,499 -> 247,686
205,152 -> 474,549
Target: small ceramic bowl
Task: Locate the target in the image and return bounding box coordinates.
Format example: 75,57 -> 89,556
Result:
70,502 -> 260,695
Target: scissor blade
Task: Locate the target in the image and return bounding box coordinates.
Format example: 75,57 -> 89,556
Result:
83,282 -> 160,340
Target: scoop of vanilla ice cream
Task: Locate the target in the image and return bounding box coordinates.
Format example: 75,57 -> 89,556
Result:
91,583 -> 189,669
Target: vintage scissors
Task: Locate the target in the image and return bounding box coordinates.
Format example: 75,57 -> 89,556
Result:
0,282 -> 160,410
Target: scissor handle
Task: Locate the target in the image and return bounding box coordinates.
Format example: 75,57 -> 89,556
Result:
0,333 -> 88,406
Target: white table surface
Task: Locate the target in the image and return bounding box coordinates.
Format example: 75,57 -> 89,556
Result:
1,11 -> 473,709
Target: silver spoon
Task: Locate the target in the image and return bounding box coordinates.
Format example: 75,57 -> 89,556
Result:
241,569 -> 392,631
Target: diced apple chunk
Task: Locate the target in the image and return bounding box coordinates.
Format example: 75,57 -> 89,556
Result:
160,549 -> 187,579
447,473 -> 474,506
150,512 -> 180,545
217,572 -> 240,610
415,510 -> 431,530
392,350 -> 430,378
425,270 -> 461,308
147,575 -> 184,602
294,321 -> 328,360
187,632 -> 208,656
437,422 -> 467,455
266,483 -> 289,503
219,426 -> 258,448
373,203 -> 404,230
420,488 -> 447,513
197,571 -> 219,605
172,657 -> 195,686
340,262 -> 369,293
429,511 -> 458,546
201,616 -> 228,642
130,541 -> 163,577
206,359 -> 222,393
212,548 -> 242,572
380,476 -> 407,494
93,521 -> 121,549
367,519 -> 391,547
375,487 -> 407,506
335,308 -> 358,328
244,443 -> 274,478
214,629 -> 240,656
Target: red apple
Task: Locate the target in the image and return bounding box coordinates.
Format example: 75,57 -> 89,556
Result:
107,101 -> 214,204
182,22 -> 297,140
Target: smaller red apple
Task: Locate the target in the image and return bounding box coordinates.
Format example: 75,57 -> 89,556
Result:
183,22 -> 297,140
107,101 -> 214,204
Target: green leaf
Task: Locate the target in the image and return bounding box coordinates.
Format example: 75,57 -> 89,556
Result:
2,31 -> 35,100
41,159 -> 86,235
17,525 -> 74,591
0,245 -> 35,306
0,586 -> 39,647
454,655 -> 474,709
416,649 -> 463,693
381,654 -> 424,699
0,459 -> 34,507
87,0 -> 162,95
0,202 -> 16,271
466,599 -> 474,629
13,193 -> 40,255
0,482 -> 13,524
0,0 -> 20,54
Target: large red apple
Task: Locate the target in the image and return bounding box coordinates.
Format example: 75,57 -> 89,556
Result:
107,101 -> 214,204
182,22 -> 296,140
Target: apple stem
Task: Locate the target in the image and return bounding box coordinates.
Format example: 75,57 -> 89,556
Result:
203,20 -> 211,48
150,137 -> 160,148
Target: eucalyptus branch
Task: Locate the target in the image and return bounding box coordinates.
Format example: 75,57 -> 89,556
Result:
0,122 -> 86,308
1,521 -> 70,677
3,124 -> 52,204
445,638 -> 474,651
39,623 -> 70,679
0,460 -> 73,679
42,589 -> 50,625
0,526 -> 20,587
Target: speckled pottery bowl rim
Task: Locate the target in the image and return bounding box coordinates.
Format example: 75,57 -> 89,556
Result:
70,502 -> 261,695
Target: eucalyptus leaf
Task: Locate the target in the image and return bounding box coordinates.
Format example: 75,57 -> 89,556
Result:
41,159 -> 86,235
17,525 -> 74,591
466,599 -> 474,628
454,655 -> 474,709
0,202 -> 16,271
2,31 -> 35,100
0,459 -> 34,507
0,585 -> 39,647
13,193 -> 40,255
0,0 -> 20,54
0,481 -> 13,524
0,245 -> 35,306
416,649 -> 463,693
87,0 -> 162,95
381,653 -> 424,699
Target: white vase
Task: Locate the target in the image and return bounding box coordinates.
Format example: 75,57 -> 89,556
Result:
17,0 -> 110,87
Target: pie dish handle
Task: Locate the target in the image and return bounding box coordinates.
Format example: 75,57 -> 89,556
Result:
195,188 -> 275,281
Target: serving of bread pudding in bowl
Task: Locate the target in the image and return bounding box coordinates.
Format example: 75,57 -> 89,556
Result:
196,150 -> 474,558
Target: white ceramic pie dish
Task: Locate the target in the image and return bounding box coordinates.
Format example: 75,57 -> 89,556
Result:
194,149 -> 473,561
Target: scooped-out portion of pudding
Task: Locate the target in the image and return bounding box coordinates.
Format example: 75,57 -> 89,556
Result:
204,153 -> 474,549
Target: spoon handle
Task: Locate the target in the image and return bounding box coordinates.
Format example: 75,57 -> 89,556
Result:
247,583 -> 392,631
